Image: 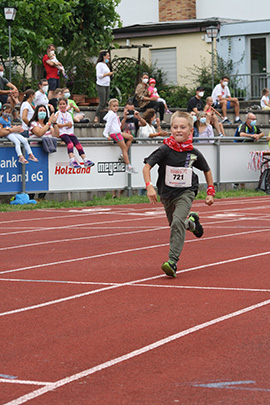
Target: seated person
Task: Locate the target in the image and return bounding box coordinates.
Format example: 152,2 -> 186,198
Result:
211,76 -> 241,124
237,112 -> 264,141
260,88 -> 270,110
120,101 -> 147,138
195,111 -> 215,143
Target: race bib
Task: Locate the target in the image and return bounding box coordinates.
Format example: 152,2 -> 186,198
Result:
165,166 -> 192,188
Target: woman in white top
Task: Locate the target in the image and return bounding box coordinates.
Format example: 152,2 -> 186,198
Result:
94,50 -> 113,123
196,111 -> 215,143
20,89 -> 35,137
34,79 -> 54,115
138,108 -> 169,139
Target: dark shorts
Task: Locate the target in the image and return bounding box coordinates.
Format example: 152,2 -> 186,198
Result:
0,95 -> 8,104
48,78 -> 60,91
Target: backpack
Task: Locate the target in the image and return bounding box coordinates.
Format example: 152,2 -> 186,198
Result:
234,124 -> 258,143
256,161 -> 270,194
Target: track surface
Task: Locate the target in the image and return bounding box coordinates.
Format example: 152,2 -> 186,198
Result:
1,196 -> 270,404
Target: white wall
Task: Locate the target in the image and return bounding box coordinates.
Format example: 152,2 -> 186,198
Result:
116,0 -> 159,27
197,0 -> 270,20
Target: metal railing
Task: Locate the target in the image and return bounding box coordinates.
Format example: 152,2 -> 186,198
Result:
230,72 -> 270,101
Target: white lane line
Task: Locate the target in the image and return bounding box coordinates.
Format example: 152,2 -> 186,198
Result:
1,227 -> 270,276
1,277 -> 270,294
4,298 -> 270,405
0,226 -> 167,252
0,379 -> 51,386
1,250 -> 270,318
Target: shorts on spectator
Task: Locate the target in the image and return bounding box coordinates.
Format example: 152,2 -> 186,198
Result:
48,78 -> 60,91
0,95 -> 8,104
110,133 -> 124,143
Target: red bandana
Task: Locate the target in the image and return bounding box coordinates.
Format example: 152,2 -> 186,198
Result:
163,134 -> 193,152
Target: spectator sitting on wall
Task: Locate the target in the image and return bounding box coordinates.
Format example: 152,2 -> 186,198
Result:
211,76 -> 241,124
120,100 -> 147,138
237,112 -> 264,141
135,72 -> 165,124
0,64 -> 21,122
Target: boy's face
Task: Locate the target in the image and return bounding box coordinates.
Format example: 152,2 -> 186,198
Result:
111,102 -> 119,112
171,117 -> 193,143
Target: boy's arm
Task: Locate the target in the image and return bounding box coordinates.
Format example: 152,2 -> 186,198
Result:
143,163 -> 158,204
204,169 -> 215,206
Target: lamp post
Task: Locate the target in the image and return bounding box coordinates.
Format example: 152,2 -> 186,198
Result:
4,7 -> 17,82
206,26 -> 219,90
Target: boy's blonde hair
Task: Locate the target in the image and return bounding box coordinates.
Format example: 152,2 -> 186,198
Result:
109,98 -> 119,107
170,110 -> 193,129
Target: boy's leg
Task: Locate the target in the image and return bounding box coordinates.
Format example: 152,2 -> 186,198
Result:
163,190 -> 195,265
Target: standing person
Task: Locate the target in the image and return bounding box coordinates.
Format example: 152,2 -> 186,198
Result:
211,76 -> 241,124
143,111 -> 215,277
103,98 -> 137,174
55,97 -> 95,168
34,79 -> 54,115
0,103 -> 38,164
42,44 -> 61,100
0,64 -> 20,121
94,50 -> 113,123
20,89 -> 35,138
135,72 -> 165,123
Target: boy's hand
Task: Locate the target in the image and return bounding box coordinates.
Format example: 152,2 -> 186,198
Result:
205,195 -> 214,205
147,185 -> 158,204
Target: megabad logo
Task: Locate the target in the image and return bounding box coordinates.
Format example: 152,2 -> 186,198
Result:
97,161 -> 126,176
55,162 -> 92,175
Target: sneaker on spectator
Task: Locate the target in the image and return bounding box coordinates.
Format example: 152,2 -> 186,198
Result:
188,212 -> 204,238
234,118 -> 242,124
118,154 -> 124,163
222,118 -> 232,124
84,159 -> 95,168
161,260 -> 177,277
69,160 -> 81,169
80,118 -> 90,123
166,109 -> 172,114
126,165 -> 138,174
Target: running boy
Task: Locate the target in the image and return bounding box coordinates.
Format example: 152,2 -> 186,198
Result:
103,98 -> 137,174
143,111 -> 215,277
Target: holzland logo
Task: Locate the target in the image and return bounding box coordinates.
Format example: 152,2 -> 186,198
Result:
55,162 -> 91,175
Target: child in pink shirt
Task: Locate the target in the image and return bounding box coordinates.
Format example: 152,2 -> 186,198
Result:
148,78 -> 171,114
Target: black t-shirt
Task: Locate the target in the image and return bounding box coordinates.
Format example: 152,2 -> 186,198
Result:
187,96 -> 204,112
120,116 -> 139,137
144,145 -> 210,200
238,123 -> 262,140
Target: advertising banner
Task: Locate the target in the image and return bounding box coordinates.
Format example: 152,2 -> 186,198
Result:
0,146 -> 48,193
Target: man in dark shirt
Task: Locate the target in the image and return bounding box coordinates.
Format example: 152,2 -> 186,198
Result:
238,112 -> 264,141
187,86 -> 205,113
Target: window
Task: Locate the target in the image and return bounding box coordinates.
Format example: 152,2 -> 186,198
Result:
151,48 -> 177,84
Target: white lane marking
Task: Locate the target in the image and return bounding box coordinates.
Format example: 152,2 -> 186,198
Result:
4,298 -> 270,405
1,277 -> 270,294
0,379 -> 51,386
1,250 -> 270,318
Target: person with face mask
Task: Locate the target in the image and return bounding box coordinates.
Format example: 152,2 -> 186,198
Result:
61,87 -> 89,123
42,44 -> 62,100
0,64 -> 21,122
94,50 -> 113,123
187,86 -> 205,114
34,79 -> 54,115
135,73 -> 165,123
238,112 -> 264,142
195,111 -> 215,143
211,75 -> 241,124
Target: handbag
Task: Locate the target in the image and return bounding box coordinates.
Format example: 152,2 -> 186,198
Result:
42,137 -> 57,153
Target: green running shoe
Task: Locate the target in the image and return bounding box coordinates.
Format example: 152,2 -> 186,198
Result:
188,212 -> 204,238
161,260 -> 177,277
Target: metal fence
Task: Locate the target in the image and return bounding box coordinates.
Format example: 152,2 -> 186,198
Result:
230,72 -> 270,101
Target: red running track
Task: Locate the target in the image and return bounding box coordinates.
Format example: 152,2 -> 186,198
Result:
0,196 -> 270,404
